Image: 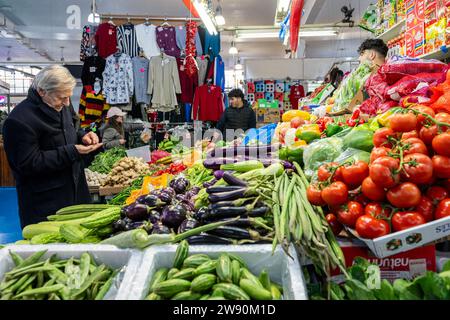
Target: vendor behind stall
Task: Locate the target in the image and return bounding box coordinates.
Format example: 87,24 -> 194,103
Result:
102,107 -> 127,149
357,38 -> 388,71
2,65 -> 102,228
216,89 -> 256,136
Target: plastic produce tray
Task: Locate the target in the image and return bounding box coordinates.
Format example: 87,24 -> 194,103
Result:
127,244 -> 308,300
0,244 -> 143,300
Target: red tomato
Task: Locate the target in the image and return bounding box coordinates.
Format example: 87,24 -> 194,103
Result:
351,193 -> 370,207
435,199 -> 450,220
419,125 -> 438,145
370,147 -> 392,164
290,117 -> 304,129
355,214 -> 390,239
412,105 -> 435,127
364,202 -> 391,219
369,156 -> 400,188
432,133 -> 450,157
435,113 -> 450,132
401,138 -> 429,156
321,182 -> 349,207
415,196 -> 435,222
341,161 -> 369,189
326,213 -> 343,236
426,186 -> 448,205
387,182 -> 422,208
306,185 -> 326,206
401,130 -> 419,140
361,177 -> 386,201
392,211 -> 426,231
389,112 -> 418,132
401,153 -> 434,185
336,201 -> 364,228
443,179 -> 450,193
317,162 -> 343,182
432,155 -> 450,179
373,128 -> 397,148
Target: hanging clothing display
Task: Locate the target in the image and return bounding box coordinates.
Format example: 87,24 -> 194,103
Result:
175,25 -> 203,57
148,53 -> 181,112
289,84 -> 305,110
81,56 -> 106,86
95,23 -> 118,59
184,21 -> 199,77
177,58 -> 197,104
103,53 -> 134,105
135,24 -> 160,58
116,23 -> 139,57
197,26 -> 207,55
192,84 -> 224,121
214,55 -> 225,91
204,31 -> 221,58
156,26 -> 181,58
80,24 -> 98,61
196,56 -> 209,86
132,56 -> 151,105
78,85 -> 110,128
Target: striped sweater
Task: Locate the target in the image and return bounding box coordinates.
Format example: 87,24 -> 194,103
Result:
117,23 -> 139,57
78,85 -> 110,128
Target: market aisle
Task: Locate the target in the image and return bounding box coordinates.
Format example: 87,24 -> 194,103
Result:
0,187 -> 21,244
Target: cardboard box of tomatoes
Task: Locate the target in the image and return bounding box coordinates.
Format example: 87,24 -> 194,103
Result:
330,239 -> 436,283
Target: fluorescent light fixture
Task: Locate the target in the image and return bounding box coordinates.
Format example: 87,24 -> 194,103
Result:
277,0 -> 291,12
88,12 -> 100,24
235,58 -> 243,70
192,0 -> 218,35
237,29 -> 338,39
215,2 -> 225,26
229,41 -> 238,55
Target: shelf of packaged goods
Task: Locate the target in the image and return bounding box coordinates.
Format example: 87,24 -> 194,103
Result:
418,46 -> 450,60
376,19 -> 405,42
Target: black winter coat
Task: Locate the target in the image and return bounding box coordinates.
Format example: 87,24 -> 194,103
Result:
2,88 -> 91,228
216,101 -> 256,135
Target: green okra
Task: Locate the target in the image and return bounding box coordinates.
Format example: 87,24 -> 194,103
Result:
95,270 -> 118,300
13,284 -> 64,299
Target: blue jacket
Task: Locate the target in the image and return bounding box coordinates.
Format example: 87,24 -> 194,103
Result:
214,55 -> 225,91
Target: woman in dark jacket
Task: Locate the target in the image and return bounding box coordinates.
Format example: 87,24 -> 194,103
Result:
2,65 -> 103,228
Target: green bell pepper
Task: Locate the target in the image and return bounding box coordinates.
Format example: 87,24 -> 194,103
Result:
325,123 -> 343,137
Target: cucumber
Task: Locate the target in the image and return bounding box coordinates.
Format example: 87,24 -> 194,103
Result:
148,268 -> 169,293
171,291 -> 201,300
216,254 -> 232,283
191,274 -> 217,293
171,268 -> 196,281
194,260 -> 217,276
231,260 -> 241,285
240,279 -> 272,300
182,254 -> 211,268
153,279 -> 191,298
173,240 -> 189,269
213,283 -> 250,300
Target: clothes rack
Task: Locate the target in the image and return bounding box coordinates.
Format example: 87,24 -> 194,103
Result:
99,14 -> 201,22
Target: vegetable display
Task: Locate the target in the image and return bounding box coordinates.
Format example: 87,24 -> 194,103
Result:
0,250 -> 118,300
84,169 -> 107,187
102,157 -> 150,188
145,241 -> 283,300
88,147 -> 127,174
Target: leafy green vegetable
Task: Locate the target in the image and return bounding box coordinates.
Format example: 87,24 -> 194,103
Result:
374,279 -> 396,300
303,137 -> 343,177
88,147 -> 127,174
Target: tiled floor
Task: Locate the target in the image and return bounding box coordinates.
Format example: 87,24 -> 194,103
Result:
0,187 -> 21,244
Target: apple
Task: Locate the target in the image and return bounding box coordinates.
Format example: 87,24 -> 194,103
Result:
290,117 -> 305,129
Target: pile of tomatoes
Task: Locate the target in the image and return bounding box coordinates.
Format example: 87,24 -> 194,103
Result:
307,106 -> 450,239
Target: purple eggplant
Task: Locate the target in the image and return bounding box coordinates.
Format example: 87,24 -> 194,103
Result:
222,171 -> 248,187
161,204 -> 187,228
178,218 -> 200,233
208,188 -> 256,203
203,179 -> 218,188
124,221 -> 147,231
126,203 -> 150,221
194,207 -> 209,221
158,191 -> 173,204
186,233 -> 235,245
169,177 -> 190,194
148,210 -> 161,224
191,186 -> 201,194
206,185 -> 244,194
136,194 -> 161,207
207,145 -> 280,158
112,219 -> 127,232
181,200 -> 195,212
162,187 -> 176,197
213,170 -> 225,180
175,194 -> 188,202
152,222 -> 171,235
282,160 -> 295,170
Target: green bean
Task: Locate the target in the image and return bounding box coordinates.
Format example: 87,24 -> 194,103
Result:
71,264 -> 106,298
59,286 -> 71,300
13,284 -> 64,299
64,257 -> 74,275
293,187 -> 312,242
91,282 -> 100,299
280,175 -> 297,243
9,251 -> 24,266
43,278 -> 56,287
8,265 -> 53,280
289,191 -> 298,236
48,266 -> 68,284
95,270 -> 118,300
48,293 -> 61,300
5,261 -> 46,277
16,250 -> 47,269
3,274 -> 30,294
1,293 -> 12,300
16,274 -> 37,294
36,271 -> 44,288
79,253 -> 91,283
0,277 -> 18,291
271,186 -> 282,249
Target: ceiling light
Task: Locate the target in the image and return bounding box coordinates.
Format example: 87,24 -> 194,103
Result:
235,58 -> 243,70
229,40 -> 238,55
277,0 -> 291,12
192,0 -> 218,35
88,0 -> 100,24
215,1 -> 225,26
236,29 -> 338,39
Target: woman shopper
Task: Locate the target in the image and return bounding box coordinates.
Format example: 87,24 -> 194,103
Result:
2,65 -> 103,228
102,107 -> 127,149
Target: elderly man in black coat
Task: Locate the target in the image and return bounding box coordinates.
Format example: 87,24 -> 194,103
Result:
2,65 -> 103,228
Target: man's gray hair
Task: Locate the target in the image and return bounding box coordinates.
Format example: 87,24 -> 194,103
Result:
31,65 -> 76,93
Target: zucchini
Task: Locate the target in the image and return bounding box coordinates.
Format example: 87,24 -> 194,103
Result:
22,224 -> 60,240
239,279 -> 272,300
191,274 -> 216,293
153,279 -> 192,298
216,254 -> 232,283
212,283 -> 250,300
56,204 -> 117,215
173,240 -> 189,269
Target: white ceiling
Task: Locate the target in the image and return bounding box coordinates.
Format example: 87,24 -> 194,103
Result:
0,0 -> 373,64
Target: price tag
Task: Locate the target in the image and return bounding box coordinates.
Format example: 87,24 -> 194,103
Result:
140,68 -> 145,73
108,29 -> 113,35
89,66 -> 96,73
94,81 -> 101,94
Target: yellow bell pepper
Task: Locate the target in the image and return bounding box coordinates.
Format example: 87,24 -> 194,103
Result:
282,110 -> 311,122
377,109 -> 394,127
125,189 -> 143,205
293,140 -> 307,147
141,173 -> 171,195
